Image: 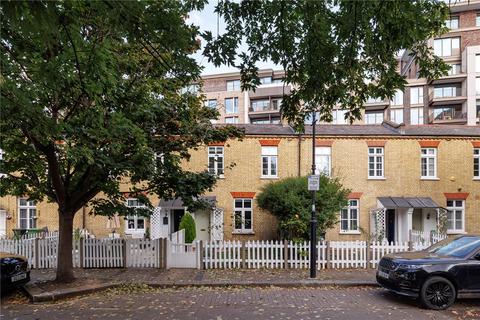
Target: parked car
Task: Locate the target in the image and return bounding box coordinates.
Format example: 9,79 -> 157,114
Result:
376,235 -> 480,310
0,252 -> 31,292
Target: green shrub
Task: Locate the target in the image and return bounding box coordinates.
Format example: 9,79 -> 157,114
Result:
179,212 -> 196,243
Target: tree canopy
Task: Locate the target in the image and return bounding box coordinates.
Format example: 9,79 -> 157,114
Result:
257,176 -> 350,241
0,0 -> 241,281
203,0 -> 450,129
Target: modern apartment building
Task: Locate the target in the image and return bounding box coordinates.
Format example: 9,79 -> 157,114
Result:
201,1 -> 480,126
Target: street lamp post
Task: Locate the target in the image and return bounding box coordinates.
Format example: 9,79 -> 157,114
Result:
310,110 -> 317,278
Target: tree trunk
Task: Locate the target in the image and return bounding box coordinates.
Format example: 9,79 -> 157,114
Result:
56,210 -> 75,282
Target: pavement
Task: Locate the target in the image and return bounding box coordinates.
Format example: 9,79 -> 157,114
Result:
22,268 -> 377,302
2,286 -> 480,320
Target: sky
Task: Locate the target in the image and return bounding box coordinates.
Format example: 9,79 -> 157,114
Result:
188,1 -> 278,76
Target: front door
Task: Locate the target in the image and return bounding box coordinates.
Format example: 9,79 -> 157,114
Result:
172,209 -> 185,233
195,210 -> 210,242
386,209 -> 396,243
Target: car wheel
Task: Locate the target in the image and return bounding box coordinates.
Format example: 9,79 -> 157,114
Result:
420,276 -> 456,310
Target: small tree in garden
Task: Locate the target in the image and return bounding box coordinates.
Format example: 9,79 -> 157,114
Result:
257,176 -> 350,241
179,213 -> 196,243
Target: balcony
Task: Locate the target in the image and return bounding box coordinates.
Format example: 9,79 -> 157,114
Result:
249,85 -> 291,99
429,86 -> 466,106
249,99 -> 282,115
429,108 -> 467,124
364,97 -> 389,110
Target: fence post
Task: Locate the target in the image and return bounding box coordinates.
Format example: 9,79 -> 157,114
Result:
408,229 -> 412,242
241,241 -> 246,269
122,238 -> 127,268
79,237 -> 84,268
408,239 -> 413,251
326,241 -> 331,269
283,239 -> 288,269
198,240 -> 204,270
366,240 -> 371,269
34,237 -> 39,269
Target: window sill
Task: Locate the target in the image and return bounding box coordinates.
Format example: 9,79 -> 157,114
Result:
447,230 -> 465,235
473,177 -> 480,181
260,176 -> 278,180
232,231 -> 255,235
339,231 -> 361,235
367,177 -> 386,180
420,177 -> 440,181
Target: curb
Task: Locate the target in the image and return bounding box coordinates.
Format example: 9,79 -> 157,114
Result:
23,280 -> 378,302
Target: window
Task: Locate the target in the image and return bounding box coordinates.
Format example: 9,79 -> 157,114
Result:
477,100 -> 480,121
433,106 -> 460,121
272,78 -> 283,85
421,148 -> 437,179
368,147 -> 384,178
410,108 -> 424,125
234,199 -> 252,232
332,109 -> 347,124
315,147 -> 331,176
225,97 -> 239,114
261,146 -> 278,178
18,198 -> 36,229
433,37 -> 460,57
433,86 -> 459,98
125,198 -> 146,233
224,116 -> 239,124
259,77 -> 272,85
391,89 -> 403,106
477,13 -> 480,26
445,16 -> 459,29
340,200 -> 359,233
226,80 -> 240,91
447,63 -> 462,75
410,87 -> 424,105
250,99 -> 270,112
204,99 -> 217,109
365,111 -> 384,124
474,148 -> 479,178
180,84 -> 199,95
366,97 -> 383,103
476,78 -> 480,95
250,116 -> 281,124
476,55 -> 480,73
446,200 -> 464,233
390,108 -> 404,124
208,147 -> 224,176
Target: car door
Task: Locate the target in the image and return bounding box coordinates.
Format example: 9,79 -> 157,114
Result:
468,250 -> 480,291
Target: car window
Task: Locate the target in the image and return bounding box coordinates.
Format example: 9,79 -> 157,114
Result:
428,236 -> 480,258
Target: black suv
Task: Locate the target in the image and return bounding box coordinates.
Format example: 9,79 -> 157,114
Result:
376,235 -> 480,310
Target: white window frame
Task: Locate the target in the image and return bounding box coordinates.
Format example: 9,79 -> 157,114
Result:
368,147 -> 384,179
446,199 -> 465,234
204,99 -> 217,109
340,200 -> 360,234
18,198 -> 37,229
224,116 -> 239,124
226,80 -> 241,91
261,146 -> 278,178
365,111 -> 384,124
332,109 -> 347,124
421,148 -> 437,179
433,37 -> 460,57
208,146 -> 224,177
410,87 -> 424,105
315,147 -> 331,176
390,89 -> 403,106
225,97 -> 239,114
233,198 -> 253,233
125,198 -> 146,235
474,148 -> 479,179
410,107 -> 424,125
445,16 -> 459,30
390,108 -> 404,124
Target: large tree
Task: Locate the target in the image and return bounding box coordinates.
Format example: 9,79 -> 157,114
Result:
0,1 -> 241,282
204,0 -> 450,128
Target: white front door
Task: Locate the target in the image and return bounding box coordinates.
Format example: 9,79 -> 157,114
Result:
0,210 -> 6,238
195,210 -> 210,242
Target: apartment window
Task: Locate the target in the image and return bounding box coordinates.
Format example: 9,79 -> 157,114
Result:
251,116 -> 281,124
433,86 -> 459,98
226,80 -> 241,91
180,84 -> 199,95
225,97 -> 239,114
261,146 -> 278,178
126,198 -> 146,233
445,16 -> 459,29
433,106 -> 460,121
272,78 -> 283,84
410,108 -> 424,125
390,90 -> 403,106
204,99 -> 217,109
340,200 -> 359,233
446,200 -> 464,233
365,111 -> 384,124
477,13 -> 480,26
477,100 -> 480,121
224,116 -> 239,124
208,147 -> 224,176
474,148 -> 479,178
390,108 -> 404,124
18,198 -> 37,229
447,63 -> 462,75
368,147 -> 384,178
410,87 -> 424,105
332,110 -> 347,124
433,37 -> 460,57
421,148 -> 437,179
259,76 -> 272,85
250,99 -> 270,112
315,147 -> 331,176
234,199 -> 252,232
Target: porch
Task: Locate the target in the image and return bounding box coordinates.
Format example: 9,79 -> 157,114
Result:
371,197 -> 447,243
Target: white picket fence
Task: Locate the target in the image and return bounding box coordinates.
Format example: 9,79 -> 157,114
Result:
204,239 -> 443,270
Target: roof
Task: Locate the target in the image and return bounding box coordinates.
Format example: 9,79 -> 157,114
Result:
377,197 -> 441,209
215,122 -> 480,137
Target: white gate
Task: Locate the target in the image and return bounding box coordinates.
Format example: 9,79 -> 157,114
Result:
167,239 -> 200,269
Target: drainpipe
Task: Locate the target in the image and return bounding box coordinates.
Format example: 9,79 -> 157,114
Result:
82,206 -> 86,229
